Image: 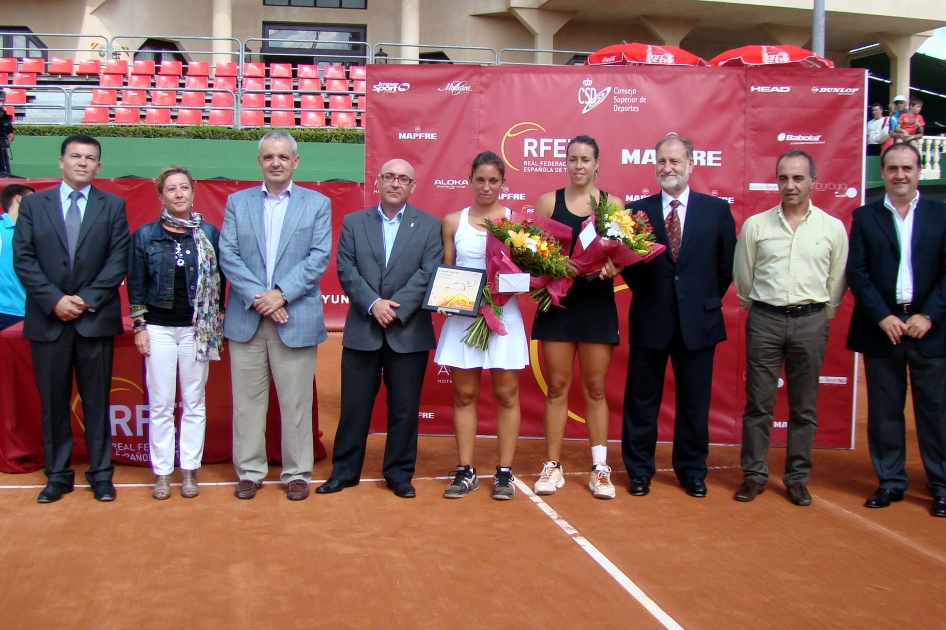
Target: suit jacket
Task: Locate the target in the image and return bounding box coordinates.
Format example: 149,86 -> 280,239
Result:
337,204 -> 442,353
846,196 -> 946,358
13,184 -> 129,342
218,183 -> 332,348
621,191 -> 736,351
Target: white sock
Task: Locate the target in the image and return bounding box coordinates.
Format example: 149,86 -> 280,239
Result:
591,444 -> 608,467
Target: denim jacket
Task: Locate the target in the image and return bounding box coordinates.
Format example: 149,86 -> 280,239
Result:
127,220 -> 226,317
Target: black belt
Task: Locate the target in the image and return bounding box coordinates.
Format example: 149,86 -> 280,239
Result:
895,303 -> 917,315
753,301 -> 826,317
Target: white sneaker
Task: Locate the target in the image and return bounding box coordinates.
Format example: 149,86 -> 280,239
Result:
589,464 -> 616,499
534,461 -> 565,495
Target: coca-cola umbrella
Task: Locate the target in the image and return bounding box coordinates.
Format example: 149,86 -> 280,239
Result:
586,43 -> 708,66
709,45 -> 834,68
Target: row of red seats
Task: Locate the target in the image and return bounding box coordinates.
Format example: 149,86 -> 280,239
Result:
90,88 -> 363,108
80,107 -> 361,128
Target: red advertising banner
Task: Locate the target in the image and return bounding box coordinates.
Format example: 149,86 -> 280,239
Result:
364,64 -> 866,448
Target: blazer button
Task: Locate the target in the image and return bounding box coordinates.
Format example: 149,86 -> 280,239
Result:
62,261 -> 67,266
674,276 -> 680,280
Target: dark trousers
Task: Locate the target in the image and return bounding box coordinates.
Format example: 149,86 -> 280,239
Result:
864,329 -> 946,498
740,307 -> 828,486
330,339 -> 429,485
0,313 -> 23,332
622,316 -> 716,482
866,144 -> 883,157
31,325 -> 115,486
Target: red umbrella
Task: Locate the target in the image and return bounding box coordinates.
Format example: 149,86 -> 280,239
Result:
709,45 -> 834,68
586,43 -> 707,66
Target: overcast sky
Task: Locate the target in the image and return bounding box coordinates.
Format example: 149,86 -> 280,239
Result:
917,27 -> 946,59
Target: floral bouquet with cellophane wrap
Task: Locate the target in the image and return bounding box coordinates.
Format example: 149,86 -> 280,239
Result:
461,214 -> 573,351
569,191 -> 665,275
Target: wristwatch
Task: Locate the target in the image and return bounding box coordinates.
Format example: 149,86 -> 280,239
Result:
132,319 -> 147,333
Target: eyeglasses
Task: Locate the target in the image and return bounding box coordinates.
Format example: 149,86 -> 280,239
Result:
379,173 -> 414,186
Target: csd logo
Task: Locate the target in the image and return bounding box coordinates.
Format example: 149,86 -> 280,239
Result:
578,78 -> 611,114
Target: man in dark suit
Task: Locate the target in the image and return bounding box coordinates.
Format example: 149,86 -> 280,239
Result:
316,158 -> 442,498
621,133 -> 736,498
13,134 -> 129,503
846,143 -> 946,518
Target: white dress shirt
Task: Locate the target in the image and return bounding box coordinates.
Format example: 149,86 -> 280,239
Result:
59,181 -> 92,221
661,186 -> 691,240
885,191 -> 920,304
262,181 -> 293,290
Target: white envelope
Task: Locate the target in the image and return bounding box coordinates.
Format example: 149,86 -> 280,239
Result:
498,273 -> 531,294
578,220 -> 598,250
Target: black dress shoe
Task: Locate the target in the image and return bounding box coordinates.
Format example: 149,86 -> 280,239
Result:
93,480 -> 116,502
864,487 -> 904,508
682,478 -> 707,498
629,476 -> 651,496
931,497 -> 946,518
315,478 -> 359,494
388,481 -> 416,498
37,481 -> 73,504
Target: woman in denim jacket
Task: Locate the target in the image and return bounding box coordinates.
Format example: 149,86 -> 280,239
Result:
127,165 -> 225,500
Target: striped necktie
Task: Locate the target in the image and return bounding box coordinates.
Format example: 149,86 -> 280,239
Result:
65,190 -> 83,268
666,199 -> 681,262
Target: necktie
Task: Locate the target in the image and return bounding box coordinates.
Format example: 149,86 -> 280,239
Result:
666,199 -> 681,262
65,190 -> 83,268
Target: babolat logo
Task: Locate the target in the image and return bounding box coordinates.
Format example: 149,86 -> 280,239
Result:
751,86 -> 791,93
398,126 -> 437,140
778,133 -> 823,143
434,178 -> 468,190
811,86 -> 860,94
438,80 -> 472,95
373,82 -> 411,93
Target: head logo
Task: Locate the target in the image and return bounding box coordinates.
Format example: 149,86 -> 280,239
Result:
373,82 -> 411,93
751,86 -> 791,93
578,78 -> 611,114
501,121 -> 547,172
438,80 -> 472,95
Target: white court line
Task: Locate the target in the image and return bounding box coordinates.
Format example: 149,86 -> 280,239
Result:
514,478 -> 684,630
815,494 -> 946,566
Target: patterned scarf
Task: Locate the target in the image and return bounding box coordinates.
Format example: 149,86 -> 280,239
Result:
161,208 -> 224,361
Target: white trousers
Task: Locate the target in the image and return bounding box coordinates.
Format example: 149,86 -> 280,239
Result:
144,324 -> 210,475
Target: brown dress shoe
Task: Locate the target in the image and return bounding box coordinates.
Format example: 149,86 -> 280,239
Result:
286,479 -> 310,501
153,475 -> 172,500
234,479 -> 262,499
734,479 -> 765,502
786,482 -> 812,506
181,469 -> 199,499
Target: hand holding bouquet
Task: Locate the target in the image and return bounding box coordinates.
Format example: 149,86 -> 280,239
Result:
570,192 -> 665,275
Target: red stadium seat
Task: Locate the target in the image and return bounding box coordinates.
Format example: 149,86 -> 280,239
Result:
91,89 -> 117,105
241,92 -> 264,109
177,108 -> 203,124
158,60 -> 183,76
0,59 -> 16,73
114,108 -> 141,124
12,73 -> 36,86
300,94 -> 323,110
99,73 -> 124,87
151,90 -> 175,106
132,60 -> 156,75
105,59 -> 128,75
213,61 -> 237,77
76,59 -> 101,75
20,58 -> 44,73
270,110 -> 296,127
243,62 -> 265,77
121,89 -> 147,105
2,106 -> 11,116
181,91 -> 205,107
211,91 -> 234,108
2,88 -> 26,104
128,74 -> 151,88
240,109 -> 264,127
301,111 -> 326,128
213,75 -> 236,92
82,107 -> 109,124
353,80 -> 366,94
242,76 -> 264,91
269,63 -> 292,78
358,92 -> 367,128
208,108 -> 233,126
271,93 -> 294,109
155,74 -> 179,88
323,65 -> 345,79
331,111 -> 356,128
145,108 -> 172,124
186,61 -> 210,77
185,75 -> 208,89
329,94 -> 352,110
0,74 -> 7,85
325,79 -> 348,93
48,58 -> 74,75
271,77 -> 293,92
297,64 -> 318,79
349,65 -> 366,80
298,78 -> 320,92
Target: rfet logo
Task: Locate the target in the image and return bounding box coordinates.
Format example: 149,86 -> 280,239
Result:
578,78 -> 611,114
72,376 -> 151,464
501,121 -> 569,172
373,82 -> 411,93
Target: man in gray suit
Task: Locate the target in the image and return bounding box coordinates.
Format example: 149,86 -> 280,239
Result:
218,131 -> 332,501
316,158 -> 442,498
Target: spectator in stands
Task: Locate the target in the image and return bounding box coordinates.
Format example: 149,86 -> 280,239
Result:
733,150 -> 848,507
0,91 -> 14,175
847,143 -> 946,518
0,183 -> 32,331
866,103 -> 889,157
218,131 -> 332,502
13,134 -> 129,504
896,98 -> 925,147
127,166 -> 225,500
882,95 -> 908,153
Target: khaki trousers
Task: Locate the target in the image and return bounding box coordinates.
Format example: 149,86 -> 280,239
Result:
230,318 -> 317,484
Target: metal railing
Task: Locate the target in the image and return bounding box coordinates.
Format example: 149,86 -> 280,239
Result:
498,47 -> 593,65
373,42 -> 498,65
0,31 -> 110,64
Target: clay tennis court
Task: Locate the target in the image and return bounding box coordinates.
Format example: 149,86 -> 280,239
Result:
0,334 -> 942,629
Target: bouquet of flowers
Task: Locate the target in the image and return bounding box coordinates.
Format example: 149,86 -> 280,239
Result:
461,214 -> 573,350
570,192 -> 665,275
